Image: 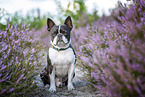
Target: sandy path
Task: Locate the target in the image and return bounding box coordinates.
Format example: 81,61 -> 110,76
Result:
34,64 -> 101,97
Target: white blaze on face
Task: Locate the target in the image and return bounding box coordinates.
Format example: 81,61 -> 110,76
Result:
58,26 -> 61,33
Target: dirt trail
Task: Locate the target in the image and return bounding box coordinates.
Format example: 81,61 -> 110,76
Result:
35,64 -> 100,97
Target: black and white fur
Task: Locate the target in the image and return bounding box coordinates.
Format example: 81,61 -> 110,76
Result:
40,16 -> 76,92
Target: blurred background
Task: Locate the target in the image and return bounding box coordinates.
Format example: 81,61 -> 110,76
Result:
0,0 -> 132,30
0,0 -> 132,49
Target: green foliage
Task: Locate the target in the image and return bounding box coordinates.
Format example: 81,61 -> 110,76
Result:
0,8 -> 48,31
0,8 -> 9,30
24,8 -> 47,30
56,0 -> 100,28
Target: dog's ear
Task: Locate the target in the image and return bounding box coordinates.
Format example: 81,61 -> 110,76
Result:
47,18 -> 55,31
64,16 -> 73,29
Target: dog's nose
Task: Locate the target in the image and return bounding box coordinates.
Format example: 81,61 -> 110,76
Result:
58,34 -> 62,38
57,34 -> 63,40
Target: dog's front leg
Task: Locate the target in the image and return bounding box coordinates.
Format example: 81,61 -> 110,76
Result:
68,62 -> 75,91
49,66 -> 56,92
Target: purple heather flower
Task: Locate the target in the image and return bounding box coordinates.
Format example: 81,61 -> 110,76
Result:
14,24 -> 17,30
27,23 -> 31,27
0,89 -> 6,94
0,65 -> 6,71
7,88 -> 14,93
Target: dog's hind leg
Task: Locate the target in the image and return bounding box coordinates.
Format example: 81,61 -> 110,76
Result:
40,67 -> 50,86
63,72 -> 75,86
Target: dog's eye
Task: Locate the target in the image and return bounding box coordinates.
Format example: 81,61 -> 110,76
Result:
52,31 -> 57,37
61,31 -> 68,35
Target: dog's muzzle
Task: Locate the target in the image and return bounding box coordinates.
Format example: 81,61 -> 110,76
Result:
57,34 -> 63,41
57,34 -> 65,45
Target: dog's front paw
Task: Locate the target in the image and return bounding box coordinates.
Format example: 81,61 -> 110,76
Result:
49,86 -> 56,92
68,83 -> 75,91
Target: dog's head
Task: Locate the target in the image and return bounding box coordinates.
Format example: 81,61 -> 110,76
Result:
47,16 -> 73,47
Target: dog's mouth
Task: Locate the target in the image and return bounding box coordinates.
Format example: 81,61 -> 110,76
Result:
55,41 -> 66,47
57,40 -> 64,45
52,35 -> 69,47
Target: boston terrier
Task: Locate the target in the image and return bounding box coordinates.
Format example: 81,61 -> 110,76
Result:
40,16 -> 76,92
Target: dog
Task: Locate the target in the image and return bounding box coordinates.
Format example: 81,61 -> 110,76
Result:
40,16 -> 76,92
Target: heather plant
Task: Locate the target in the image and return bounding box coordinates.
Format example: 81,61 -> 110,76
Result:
0,21 -> 44,96
77,0 -> 145,96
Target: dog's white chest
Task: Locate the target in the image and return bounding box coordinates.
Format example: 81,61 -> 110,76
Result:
49,48 -> 75,77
